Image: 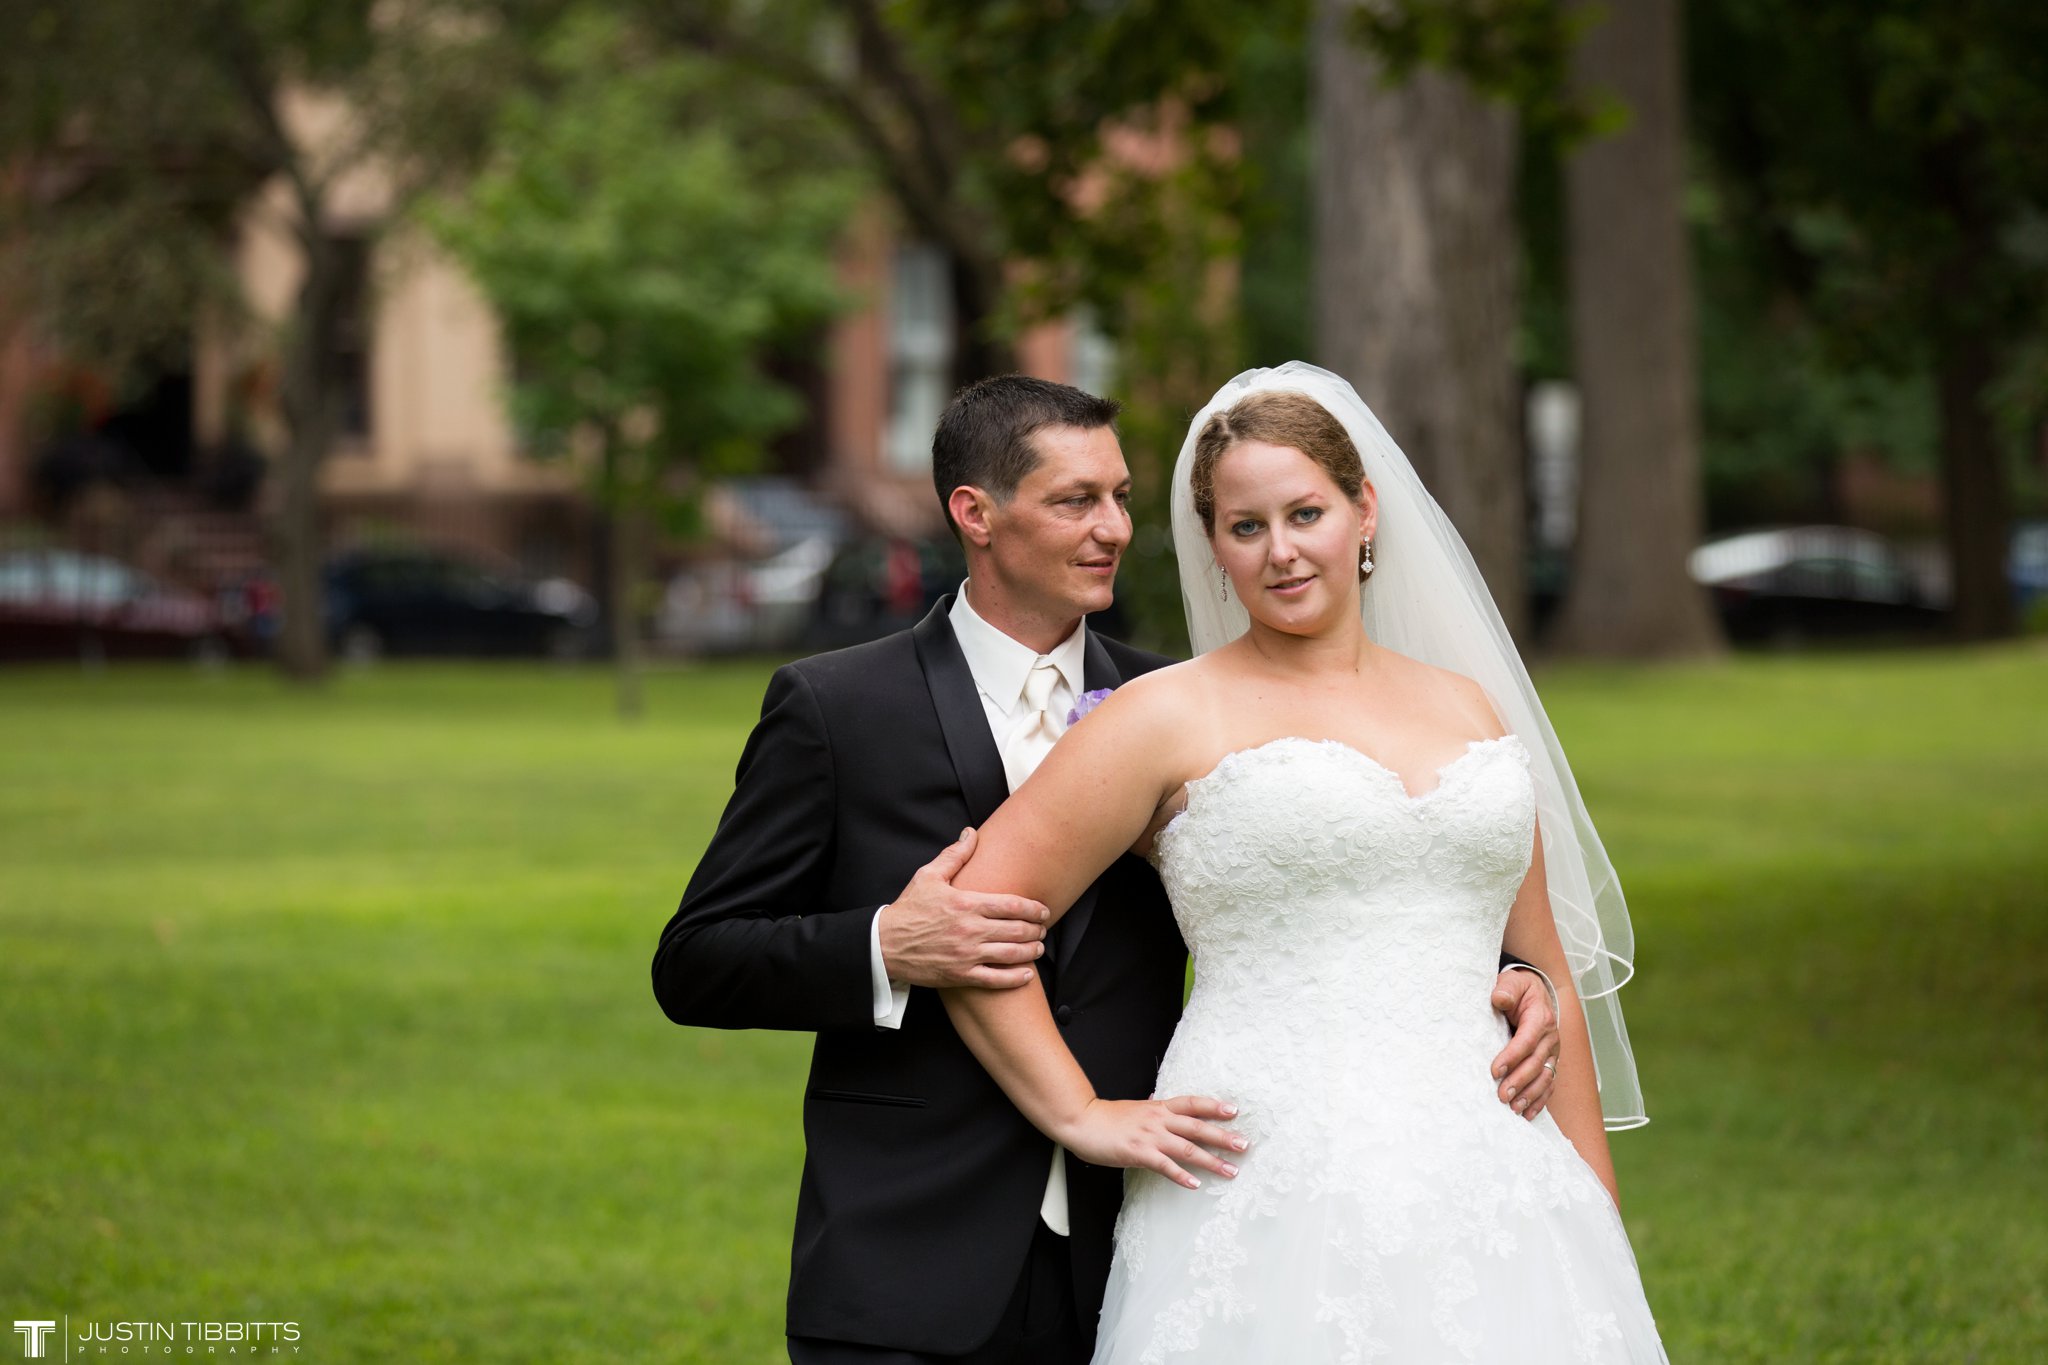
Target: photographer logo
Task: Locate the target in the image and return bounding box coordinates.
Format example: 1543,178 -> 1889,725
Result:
13,1323 -> 56,1359
12,1316 -> 303,1357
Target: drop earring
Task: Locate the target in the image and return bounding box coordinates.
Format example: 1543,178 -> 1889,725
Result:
1218,564 -> 1229,601
1360,537 -> 1375,578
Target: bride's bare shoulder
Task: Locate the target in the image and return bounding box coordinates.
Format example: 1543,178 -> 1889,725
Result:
1073,650 -> 1228,749
1078,655 -> 1222,733
1081,659 -> 1231,853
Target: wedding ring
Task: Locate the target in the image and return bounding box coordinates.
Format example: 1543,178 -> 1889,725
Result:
1542,1060 -> 1557,1073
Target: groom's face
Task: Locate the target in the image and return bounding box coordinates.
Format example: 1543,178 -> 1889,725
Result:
984,424 -> 1133,623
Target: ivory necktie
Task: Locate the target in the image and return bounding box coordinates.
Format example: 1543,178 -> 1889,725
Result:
999,657 -> 1072,1235
1001,659 -> 1064,794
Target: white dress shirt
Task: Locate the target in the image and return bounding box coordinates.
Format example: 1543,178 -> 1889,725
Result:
868,581 -> 1088,1235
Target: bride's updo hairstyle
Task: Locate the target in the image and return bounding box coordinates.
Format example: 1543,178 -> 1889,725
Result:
1190,390 -> 1368,537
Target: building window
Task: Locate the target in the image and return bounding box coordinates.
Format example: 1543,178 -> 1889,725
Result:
884,242 -> 954,474
325,232 -> 373,446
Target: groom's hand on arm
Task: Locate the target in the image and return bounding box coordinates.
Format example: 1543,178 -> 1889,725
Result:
879,827 -> 1050,990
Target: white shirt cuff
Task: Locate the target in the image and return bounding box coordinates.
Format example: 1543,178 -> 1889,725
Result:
870,905 -> 910,1030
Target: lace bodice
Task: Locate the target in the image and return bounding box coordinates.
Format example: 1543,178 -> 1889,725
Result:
1155,733 -> 1534,947
1098,734 -> 1660,1363
1151,735 -> 1534,1113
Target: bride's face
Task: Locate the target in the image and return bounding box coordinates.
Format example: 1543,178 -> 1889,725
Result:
1209,439 -> 1376,635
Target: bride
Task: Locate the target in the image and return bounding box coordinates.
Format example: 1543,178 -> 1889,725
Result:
940,363 -> 1666,1361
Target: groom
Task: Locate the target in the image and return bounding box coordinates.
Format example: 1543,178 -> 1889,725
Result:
653,376 -> 1561,1365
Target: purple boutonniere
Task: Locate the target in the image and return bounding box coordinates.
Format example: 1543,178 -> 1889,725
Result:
1066,687 -> 1114,727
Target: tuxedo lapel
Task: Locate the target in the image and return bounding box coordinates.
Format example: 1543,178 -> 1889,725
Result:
914,599 -> 1129,983
1052,629 -> 1128,978
911,596 -> 1011,828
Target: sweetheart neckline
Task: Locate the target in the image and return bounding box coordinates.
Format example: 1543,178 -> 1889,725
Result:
1148,734 -> 1525,859
1190,733 -> 1523,803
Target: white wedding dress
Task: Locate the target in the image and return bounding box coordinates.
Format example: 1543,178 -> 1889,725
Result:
1091,733 -> 1668,1364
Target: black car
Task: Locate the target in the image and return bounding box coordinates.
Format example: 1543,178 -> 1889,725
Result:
325,548 -> 597,660
1688,526 -> 1949,645
807,536 -> 968,649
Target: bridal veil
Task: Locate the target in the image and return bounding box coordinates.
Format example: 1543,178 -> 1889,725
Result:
1168,361 -> 1648,1129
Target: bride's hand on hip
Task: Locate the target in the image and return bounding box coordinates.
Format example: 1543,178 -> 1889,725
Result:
1056,1095 -> 1247,1190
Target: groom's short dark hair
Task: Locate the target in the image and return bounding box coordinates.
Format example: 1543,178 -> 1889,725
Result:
932,375 -> 1121,536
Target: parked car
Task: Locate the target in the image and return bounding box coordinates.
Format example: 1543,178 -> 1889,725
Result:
2011,520 -> 2048,620
807,535 -> 968,649
324,548 -> 597,660
1688,526 -> 1949,644
657,535 -> 839,655
0,548 -> 248,663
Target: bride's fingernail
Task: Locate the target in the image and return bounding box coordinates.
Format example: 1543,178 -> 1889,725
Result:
1221,1163 -> 1238,1178
1221,1103 -> 1238,1117
1232,1138 -> 1248,1152
1505,1086 -> 1516,1100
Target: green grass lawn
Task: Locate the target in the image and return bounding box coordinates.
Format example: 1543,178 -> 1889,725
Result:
3,647 -> 2044,1362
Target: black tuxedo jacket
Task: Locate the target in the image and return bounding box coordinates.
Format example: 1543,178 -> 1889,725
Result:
653,597 -> 1188,1355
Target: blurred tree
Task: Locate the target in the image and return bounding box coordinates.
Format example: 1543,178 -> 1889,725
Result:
1689,0 -> 2048,640
1317,0 -> 1529,640
639,0 -> 1270,650
1235,21 -> 1316,371
1412,9 -> 1948,544
1349,0 -> 1722,657
1690,216 -> 1940,533
1546,0 -> 1722,657
1093,124 -> 1249,655
426,9 -> 853,718
0,0 -> 557,680
642,0 -> 1257,393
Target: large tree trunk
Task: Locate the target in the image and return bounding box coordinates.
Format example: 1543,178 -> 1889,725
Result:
1548,0 -> 1723,658
275,225 -> 340,681
1934,330 -> 2014,640
1927,139 -> 2017,643
1312,0 -> 1527,639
